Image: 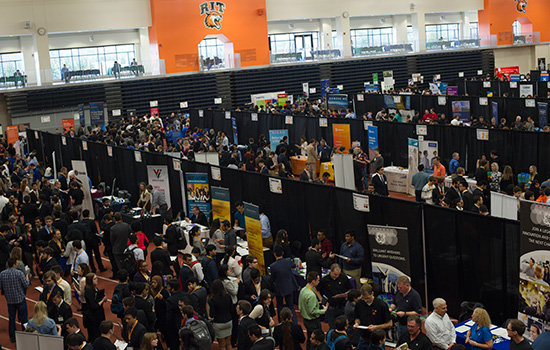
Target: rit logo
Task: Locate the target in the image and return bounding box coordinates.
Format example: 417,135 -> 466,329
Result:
199,1 -> 225,15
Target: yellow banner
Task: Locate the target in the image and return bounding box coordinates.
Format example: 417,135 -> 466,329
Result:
211,187 -> 231,223
244,202 -> 265,274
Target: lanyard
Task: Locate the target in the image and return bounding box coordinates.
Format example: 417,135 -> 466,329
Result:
74,250 -> 82,261
140,271 -> 150,281
154,287 -> 163,299
254,281 -> 261,295
128,320 -> 138,340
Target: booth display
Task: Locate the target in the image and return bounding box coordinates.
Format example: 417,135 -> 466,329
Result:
454,320 -> 510,350
384,166 -> 409,193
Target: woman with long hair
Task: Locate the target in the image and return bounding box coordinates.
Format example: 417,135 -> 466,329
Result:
150,275 -> 169,338
27,301 -> 59,335
20,178 -> 30,201
249,289 -> 275,333
500,165 -> 516,193
189,226 -> 206,258
140,332 -> 160,350
465,308 -> 493,350
8,246 -> 28,277
208,279 -> 233,350
83,273 -> 107,342
272,229 -> 291,258
19,223 -> 36,277
137,182 -> 151,213
73,263 -> 90,310
49,229 -> 67,270
209,218 -> 224,263
529,165 -> 542,186
273,307 -> 305,350
221,246 -> 242,278
218,264 -> 239,304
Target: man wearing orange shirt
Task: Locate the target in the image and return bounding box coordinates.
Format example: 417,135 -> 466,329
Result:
433,156 -> 446,179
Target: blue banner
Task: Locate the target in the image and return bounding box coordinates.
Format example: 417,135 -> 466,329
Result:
327,94 -> 348,110
89,102 -> 105,130
185,173 -> 211,216
269,129 -> 288,152
538,102 -> 548,128
364,83 -> 379,93
367,125 -> 378,173
231,117 -> 239,145
492,101 -> 499,125
78,104 -> 85,127
321,79 -> 330,97
451,101 -> 471,126
383,95 -> 396,109
405,96 -> 411,110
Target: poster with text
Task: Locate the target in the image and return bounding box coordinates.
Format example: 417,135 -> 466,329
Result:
147,165 -> 172,210
231,117 -> 239,145
78,104 -> 85,127
332,124 -> 351,154
269,130 -> 289,152
407,138 -> 419,197
6,125 -> 19,145
327,94 -> 349,110
211,187 -> 231,223
538,102 -> 548,128
367,125 -> 378,173
62,118 -> 75,132
451,101 -> 471,126
518,200 -> 550,340
71,160 -> 94,219
419,141 -> 439,174
185,173 -> 211,216
89,102 -> 105,130
244,202 -> 265,274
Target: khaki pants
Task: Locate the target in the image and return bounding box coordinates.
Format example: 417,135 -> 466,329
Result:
343,268 -> 362,289
307,162 -> 317,180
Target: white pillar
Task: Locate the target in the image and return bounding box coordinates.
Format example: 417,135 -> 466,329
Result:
461,12 -> 471,40
20,36 -> 37,86
138,28 -> 153,74
411,12 -> 426,51
335,14 -> 352,58
32,33 -> 52,85
393,15 -> 409,45
319,19 -> 333,51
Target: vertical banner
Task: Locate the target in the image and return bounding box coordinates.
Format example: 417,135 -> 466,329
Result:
321,79 -> 330,97
302,82 -> 309,98
332,124 -> 351,154
147,165 -> 172,210
492,101 -> 499,125
185,173 -> 211,215
71,160 -> 94,219
150,100 -> 159,117
419,141 -> 439,174
367,126 -> 378,173
231,117 -> 239,145
518,201 -> 550,340
211,187 -> 231,223
89,102 -> 105,130
407,139 -> 419,197
268,130 -> 289,152
538,102 -> 548,128
451,101 -> 471,126
6,125 -> 19,145
62,118 -> 75,131
78,104 -> 85,127
244,202 -> 265,274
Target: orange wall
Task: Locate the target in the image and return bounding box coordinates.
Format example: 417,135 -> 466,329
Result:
479,0 -> 550,45
149,0 -> 270,73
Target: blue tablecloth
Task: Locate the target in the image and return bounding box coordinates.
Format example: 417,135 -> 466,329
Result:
455,320 -> 510,350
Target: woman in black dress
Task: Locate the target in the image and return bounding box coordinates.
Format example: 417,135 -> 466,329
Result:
83,273 -> 107,342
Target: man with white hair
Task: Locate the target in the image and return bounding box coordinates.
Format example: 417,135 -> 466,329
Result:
424,298 -> 456,350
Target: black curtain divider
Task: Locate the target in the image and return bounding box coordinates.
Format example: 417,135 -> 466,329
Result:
27,129 -> 522,325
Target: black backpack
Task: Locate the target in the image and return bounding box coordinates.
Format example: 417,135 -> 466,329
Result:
176,226 -> 188,250
122,246 -> 138,278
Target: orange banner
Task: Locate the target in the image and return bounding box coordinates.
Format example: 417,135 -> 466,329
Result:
6,125 -> 18,146
62,118 -> 75,131
332,124 -> 351,154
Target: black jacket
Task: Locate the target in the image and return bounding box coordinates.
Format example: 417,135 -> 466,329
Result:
238,316 -> 257,350
305,249 -> 331,277
150,247 -> 173,276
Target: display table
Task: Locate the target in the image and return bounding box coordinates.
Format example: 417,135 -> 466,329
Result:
444,176 -> 477,192
455,320 -> 510,350
290,156 -> 320,176
384,166 -> 409,193
93,196 -> 129,214
121,213 -> 164,240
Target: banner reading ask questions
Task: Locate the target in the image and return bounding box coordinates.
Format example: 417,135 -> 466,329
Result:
244,202 -> 265,274
211,187 -> 231,223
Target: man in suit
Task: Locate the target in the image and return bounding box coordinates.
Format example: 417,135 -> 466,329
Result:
305,238 -> 334,277
277,147 -> 292,174
40,247 -> 59,277
473,180 -> 489,209
471,195 -> 483,213
81,210 -> 105,273
52,211 -> 69,238
163,215 -> 179,258
459,181 -> 474,211
372,166 -> 389,196
269,245 -> 298,323
186,205 -> 208,226
110,212 -> 131,272
121,307 -> 146,349
165,279 -> 186,350
300,163 -> 314,182
237,300 -> 257,350
187,277 -> 207,318
249,324 -> 275,350
66,333 -> 94,350
475,160 -> 489,183
101,214 -> 118,279
243,268 -> 270,305
432,178 -> 447,206
150,236 -> 174,276
50,291 -> 73,325
133,283 -> 156,331
40,271 -> 64,313
38,216 -> 55,242
38,194 -> 53,219
444,178 -> 461,206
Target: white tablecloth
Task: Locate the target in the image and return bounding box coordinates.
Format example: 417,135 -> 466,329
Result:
384,166 -> 409,193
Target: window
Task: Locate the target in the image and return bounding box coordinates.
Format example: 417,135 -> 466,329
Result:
198,37 -> 224,60
269,32 -> 319,56
513,20 -> 521,36
269,34 -> 295,54
351,27 -> 394,48
49,44 -> 136,80
469,22 -> 479,39
407,26 -> 414,44
425,24 -> 460,43
0,52 -> 24,78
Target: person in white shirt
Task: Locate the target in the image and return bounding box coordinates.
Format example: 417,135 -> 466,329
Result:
71,241 -> 89,276
451,115 -> 461,126
125,234 -> 144,261
190,247 -> 205,282
421,176 -> 437,204
425,298 -> 456,350
0,190 -> 9,214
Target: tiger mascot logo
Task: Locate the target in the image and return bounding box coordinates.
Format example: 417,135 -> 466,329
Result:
204,11 -> 223,30
515,0 -> 527,13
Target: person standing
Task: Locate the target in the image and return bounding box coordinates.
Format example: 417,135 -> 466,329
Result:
260,208 -> 272,248
354,284 -> 392,350
0,257 -> 30,342
110,212 -> 131,272
61,64 -> 70,83
112,61 -> 121,79
424,298 -> 456,350
305,238 -> 334,277
371,149 -> 384,174
147,185 -> 168,217
449,153 -> 460,175
411,164 -> 430,202
390,276 -> 423,338
339,231 -> 364,287
298,271 -> 328,350
318,264 -> 353,329
507,319 -> 533,350
433,157 -> 446,179
306,139 -> 319,180
372,167 -> 389,196
270,245 -> 299,323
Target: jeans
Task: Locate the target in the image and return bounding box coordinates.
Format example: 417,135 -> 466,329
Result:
276,293 -> 297,323
8,301 -> 28,341
357,336 -> 372,350
326,306 -> 345,329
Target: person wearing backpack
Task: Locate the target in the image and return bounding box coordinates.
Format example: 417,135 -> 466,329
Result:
180,304 -> 213,349
326,315 -> 353,350
111,269 -> 130,319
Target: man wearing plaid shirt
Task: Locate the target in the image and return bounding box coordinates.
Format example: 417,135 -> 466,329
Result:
0,257 -> 30,342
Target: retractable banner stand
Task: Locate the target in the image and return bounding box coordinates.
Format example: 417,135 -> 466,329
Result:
71,160 -> 94,219
89,102 -> 105,130
407,139 -> 419,196
332,124 -> 351,153
518,201 -> 550,340
451,101 -> 471,126
211,187 -> 231,223
185,173 -> 211,215
419,141 -> 438,174
147,165 -> 172,210
268,130 -> 288,152
231,117 -> 239,145
367,125 -> 378,173
78,104 -> 85,127
492,101 -> 499,124
538,102 -> 548,128
244,202 -> 265,274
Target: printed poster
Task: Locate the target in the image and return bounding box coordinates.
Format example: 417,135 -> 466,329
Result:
407,138 -> 419,197
89,102 -> 105,130
185,173 -> 211,215
367,125 -> 378,173
78,104 -> 85,127
332,124 -> 351,154
147,165 -> 172,210
269,178 -> 282,194
71,160 -> 95,219
211,187 -> 231,223
451,101 -> 471,126
269,130 -> 289,152
244,202 -> 265,274
419,141 -> 439,174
